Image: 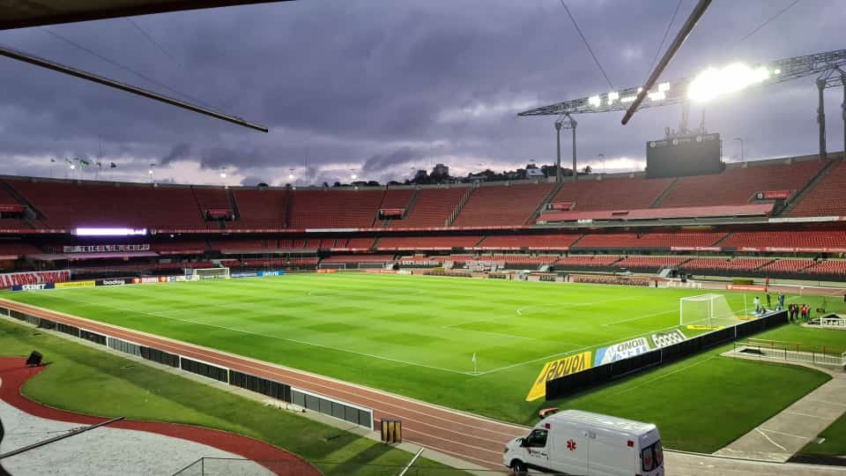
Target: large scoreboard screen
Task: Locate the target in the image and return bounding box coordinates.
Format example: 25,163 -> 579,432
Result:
646,133 -> 722,179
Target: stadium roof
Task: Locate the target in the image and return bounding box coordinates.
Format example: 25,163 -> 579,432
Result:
0,0 -> 292,30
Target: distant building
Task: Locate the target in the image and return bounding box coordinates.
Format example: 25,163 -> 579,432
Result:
432,164 -> 449,177
526,168 -> 546,178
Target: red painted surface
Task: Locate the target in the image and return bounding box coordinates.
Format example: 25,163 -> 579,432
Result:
0,357 -> 318,475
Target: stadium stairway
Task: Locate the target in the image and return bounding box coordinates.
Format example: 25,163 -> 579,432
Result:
648,177 -> 679,208
445,187 -> 476,227
226,188 -> 242,221
402,188 -> 420,221
778,158 -> 840,216
712,232 -> 733,247
0,181 -> 44,227
526,181 -> 564,224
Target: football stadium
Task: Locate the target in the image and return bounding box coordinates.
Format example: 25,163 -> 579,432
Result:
1,1 -> 846,476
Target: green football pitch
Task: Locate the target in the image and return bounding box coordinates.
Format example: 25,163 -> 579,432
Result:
3,273 -> 841,451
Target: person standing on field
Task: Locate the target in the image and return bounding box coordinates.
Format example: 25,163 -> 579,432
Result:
753,296 -> 761,314
766,293 -> 772,309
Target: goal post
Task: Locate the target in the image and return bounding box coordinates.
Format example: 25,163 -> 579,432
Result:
191,267 -> 230,280
680,293 -> 739,328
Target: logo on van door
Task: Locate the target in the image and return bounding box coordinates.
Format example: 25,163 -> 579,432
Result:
566,439 -> 577,451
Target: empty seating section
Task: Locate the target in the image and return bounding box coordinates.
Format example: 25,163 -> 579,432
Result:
550,177 -> 672,211
721,231 -> 846,250
321,254 -> 395,263
759,259 -> 817,273
0,241 -> 41,257
491,254 -> 558,265
575,233 -> 723,249
377,236 -> 482,250
379,189 -> 415,210
806,260 -> 846,275
346,237 -> 374,250
614,256 -> 690,269
660,161 -> 823,208
231,189 -> 287,229
0,186 -> 21,208
394,188 -> 466,228
209,239 -> 277,251
289,189 -> 384,228
192,187 -> 231,211
791,162 -> 846,216
7,180 -> 207,229
554,255 -> 622,267
152,240 -> 208,253
479,234 -> 582,250
453,183 -> 554,227
0,218 -> 28,229
681,258 -> 774,272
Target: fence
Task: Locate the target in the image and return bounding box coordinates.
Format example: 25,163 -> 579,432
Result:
735,338 -> 846,368
172,457 -> 510,476
545,310 -> 789,400
0,304 -> 374,430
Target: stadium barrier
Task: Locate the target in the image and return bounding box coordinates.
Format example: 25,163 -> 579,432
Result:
0,302 -> 374,430
545,310 -> 788,400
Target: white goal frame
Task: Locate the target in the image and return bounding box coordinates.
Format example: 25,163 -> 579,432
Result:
191,267 -> 230,280
680,293 -> 736,328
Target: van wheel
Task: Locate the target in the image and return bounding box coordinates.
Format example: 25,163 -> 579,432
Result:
510,460 -> 528,475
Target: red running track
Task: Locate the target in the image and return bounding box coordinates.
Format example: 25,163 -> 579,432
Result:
0,299 -> 528,470
0,357 -> 318,475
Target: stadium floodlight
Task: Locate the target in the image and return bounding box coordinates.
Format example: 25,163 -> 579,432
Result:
288,173 -> 295,180
648,91 -> 666,101
687,63 -> 771,103
351,173 -> 358,180
75,227 -> 147,236
607,91 -> 619,104
588,95 -> 601,107
658,82 -> 671,93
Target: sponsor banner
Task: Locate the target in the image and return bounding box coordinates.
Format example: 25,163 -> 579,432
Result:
525,351 -> 592,402
546,202 -> 575,211
11,283 -> 55,292
0,270 -> 71,289
136,276 -> 167,284
363,269 -> 397,274
316,269 -> 339,274
96,278 -> 130,287
726,284 -> 767,292
63,244 -> 150,253
55,280 -> 96,289
0,204 -> 24,213
379,208 -> 404,218
769,216 -> 842,223
257,270 -> 285,277
738,246 -> 846,253
756,190 -> 791,200
670,246 -> 722,252
231,272 -> 259,279
594,337 -> 650,366
651,329 -> 686,349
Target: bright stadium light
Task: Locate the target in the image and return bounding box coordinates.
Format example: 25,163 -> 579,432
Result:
607,91 -> 620,103
688,63 -> 771,103
75,227 -> 147,236
658,82 -> 671,93
648,91 -> 666,101
288,173 -> 295,180
588,95 -> 601,107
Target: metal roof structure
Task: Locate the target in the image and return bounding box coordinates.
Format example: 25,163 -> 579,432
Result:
0,0 -> 291,30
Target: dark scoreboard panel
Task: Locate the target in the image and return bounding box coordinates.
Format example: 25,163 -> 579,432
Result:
646,133 -> 722,179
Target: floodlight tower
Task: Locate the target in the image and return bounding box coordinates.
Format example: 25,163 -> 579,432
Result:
554,113 -> 577,183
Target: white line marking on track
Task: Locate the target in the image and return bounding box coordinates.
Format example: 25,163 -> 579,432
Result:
785,411 -> 831,420
755,428 -> 787,451
758,428 -> 808,439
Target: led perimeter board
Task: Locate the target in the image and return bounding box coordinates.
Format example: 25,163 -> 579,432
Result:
646,133 -> 722,179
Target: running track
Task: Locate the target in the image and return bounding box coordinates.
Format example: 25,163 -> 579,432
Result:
0,299 -> 527,470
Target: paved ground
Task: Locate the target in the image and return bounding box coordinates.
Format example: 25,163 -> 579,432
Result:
714,354 -> 846,462
665,451 -> 846,475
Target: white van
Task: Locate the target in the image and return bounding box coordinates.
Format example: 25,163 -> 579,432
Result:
503,410 -> 664,475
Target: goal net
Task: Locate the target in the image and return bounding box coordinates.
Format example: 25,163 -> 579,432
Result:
680,294 -> 739,329
191,267 -> 230,280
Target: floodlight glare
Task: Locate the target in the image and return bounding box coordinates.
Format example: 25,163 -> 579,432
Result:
288,174 -> 295,180
658,82 -> 670,93
620,95 -> 637,103
688,63 -> 771,102
607,91 -> 620,103
648,91 -> 666,101
588,95 -> 601,107
75,227 -> 147,236
774,68 -> 781,74
220,172 -> 227,178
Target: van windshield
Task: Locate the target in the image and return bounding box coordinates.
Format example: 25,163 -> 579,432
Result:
641,441 -> 663,472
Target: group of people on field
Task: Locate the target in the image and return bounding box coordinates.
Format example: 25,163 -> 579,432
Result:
753,292 -> 811,321
788,303 -> 812,322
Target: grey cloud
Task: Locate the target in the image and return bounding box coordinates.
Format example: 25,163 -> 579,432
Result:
160,142 -> 192,165
361,147 -> 420,173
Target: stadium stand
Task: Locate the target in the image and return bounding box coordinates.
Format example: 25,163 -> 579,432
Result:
6,179 -> 208,229
151,240 -> 208,254
452,183 -> 554,227
230,188 -> 287,229
320,254 -> 395,264
806,260 -> 846,276
789,161 -> 846,217
659,160 -> 824,208
0,218 -> 29,229
477,233 -> 583,250
549,176 -> 673,211
575,232 -> 724,249
538,204 -> 773,223
209,239 -> 277,251
345,237 -> 375,250
492,254 -> 559,266
289,189 -> 385,228
553,255 -> 623,267
681,257 -> 774,273
393,188 -> 466,228
613,256 -> 690,269
376,236 -> 482,250
377,189 -> 415,225
720,230 -> 846,250
192,186 -> 232,213
0,240 -> 41,257
758,258 -> 818,274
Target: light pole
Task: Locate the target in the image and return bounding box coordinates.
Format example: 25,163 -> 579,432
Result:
148,163 -> 156,183
554,113 -> 577,183
597,154 -> 606,174
734,137 -> 745,163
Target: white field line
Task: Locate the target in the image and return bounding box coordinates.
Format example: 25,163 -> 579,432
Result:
758,428 -> 808,439
439,326 -> 537,342
784,411 -> 832,421
601,309 -> 677,327
755,428 -> 788,452
615,356 -> 716,396
515,296 -> 635,316
42,292 -> 474,376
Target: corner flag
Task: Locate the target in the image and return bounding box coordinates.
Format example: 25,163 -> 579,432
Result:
472,353 -> 477,375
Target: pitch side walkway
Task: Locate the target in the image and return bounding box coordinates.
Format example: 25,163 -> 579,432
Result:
0,299 -> 528,470
714,354 -> 846,463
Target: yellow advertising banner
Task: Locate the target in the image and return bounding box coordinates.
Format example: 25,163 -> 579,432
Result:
55,280 -> 96,289
525,351 -> 592,401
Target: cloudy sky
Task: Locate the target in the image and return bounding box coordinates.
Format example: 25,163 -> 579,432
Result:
0,0 -> 843,186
